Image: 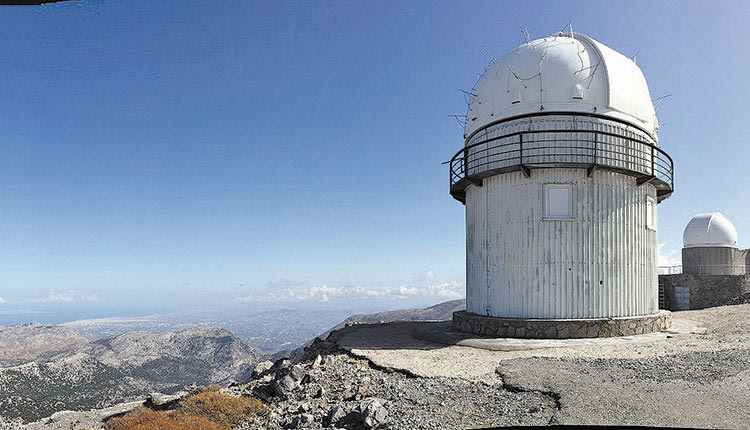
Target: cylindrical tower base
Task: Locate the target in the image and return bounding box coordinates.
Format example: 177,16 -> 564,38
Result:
466,168 -> 658,319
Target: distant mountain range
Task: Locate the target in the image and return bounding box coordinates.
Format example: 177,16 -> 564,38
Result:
331,299 -> 465,329
0,299 -> 466,423
62,308 -> 356,353
0,324 -> 263,422
0,323 -> 90,367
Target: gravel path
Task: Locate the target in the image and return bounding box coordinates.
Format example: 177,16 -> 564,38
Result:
332,304 -> 750,428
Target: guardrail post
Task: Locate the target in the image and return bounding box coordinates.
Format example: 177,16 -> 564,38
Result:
587,131 -> 598,177
519,133 -> 530,177
651,144 -> 655,177
460,148 -> 466,181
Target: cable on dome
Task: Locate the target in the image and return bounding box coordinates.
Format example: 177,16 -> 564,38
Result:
482,46 -> 496,62
516,25 -> 539,50
505,64 -> 538,88
519,25 -> 531,45
449,114 -> 467,128
491,88 -> 494,115
585,61 -> 601,89
506,68 -> 512,92
558,18 -> 571,35
575,44 -> 586,71
652,94 -> 671,113
569,17 -> 574,38
574,60 -> 599,76
538,49 -> 547,109
472,68 -> 484,82
458,88 -> 480,108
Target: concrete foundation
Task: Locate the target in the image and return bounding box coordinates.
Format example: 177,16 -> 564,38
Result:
452,310 -> 672,339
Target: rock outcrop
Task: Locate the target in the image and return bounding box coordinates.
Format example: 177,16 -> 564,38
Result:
0,323 -> 90,367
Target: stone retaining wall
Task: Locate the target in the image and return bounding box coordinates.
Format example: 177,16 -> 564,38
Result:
659,274 -> 750,311
452,310 -> 672,339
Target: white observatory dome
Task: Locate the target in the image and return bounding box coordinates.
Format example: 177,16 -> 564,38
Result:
683,213 -> 738,248
465,33 -> 657,140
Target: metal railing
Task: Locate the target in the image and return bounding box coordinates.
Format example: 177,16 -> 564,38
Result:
659,264 -> 749,276
449,128 -> 674,203
658,265 -> 683,275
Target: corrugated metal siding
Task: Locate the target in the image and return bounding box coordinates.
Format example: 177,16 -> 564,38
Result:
465,168 -> 658,318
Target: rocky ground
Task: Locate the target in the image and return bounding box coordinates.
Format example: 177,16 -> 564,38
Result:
227,338 -> 555,429
5,303 -> 750,429
211,303 -> 750,429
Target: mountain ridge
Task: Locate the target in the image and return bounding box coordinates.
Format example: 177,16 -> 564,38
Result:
0,324 -> 264,422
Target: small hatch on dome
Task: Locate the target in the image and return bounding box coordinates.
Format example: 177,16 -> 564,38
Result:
511,88 -> 522,105
571,84 -> 584,101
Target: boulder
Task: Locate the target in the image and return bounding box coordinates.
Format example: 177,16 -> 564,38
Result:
274,375 -> 299,396
145,391 -> 187,410
289,364 -> 305,382
252,360 -> 274,377
312,354 -> 323,368
327,404 -> 348,426
359,398 -> 388,428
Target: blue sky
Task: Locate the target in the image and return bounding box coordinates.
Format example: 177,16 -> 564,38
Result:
0,0 -> 748,320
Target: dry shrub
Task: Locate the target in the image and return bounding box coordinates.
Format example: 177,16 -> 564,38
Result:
181,386 -> 268,426
105,408 -> 228,430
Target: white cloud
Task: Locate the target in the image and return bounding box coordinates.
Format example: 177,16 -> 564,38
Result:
413,270 -> 436,281
0,296 -> 5,303
27,291 -> 100,303
235,281 -> 464,304
658,242 -> 681,267
28,291 -> 74,303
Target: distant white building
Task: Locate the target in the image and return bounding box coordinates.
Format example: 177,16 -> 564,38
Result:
659,213 -> 749,311
448,32 -> 675,323
682,213 -> 745,275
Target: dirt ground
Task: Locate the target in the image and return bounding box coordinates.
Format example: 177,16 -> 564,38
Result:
330,304 -> 750,428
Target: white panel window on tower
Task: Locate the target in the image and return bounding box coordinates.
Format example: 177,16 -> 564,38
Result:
646,196 -> 657,231
544,184 -> 574,220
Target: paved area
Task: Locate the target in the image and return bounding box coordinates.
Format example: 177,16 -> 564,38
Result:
413,317 -> 704,351
328,305 -> 750,428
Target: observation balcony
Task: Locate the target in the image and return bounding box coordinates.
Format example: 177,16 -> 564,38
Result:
448,114 -> 674,204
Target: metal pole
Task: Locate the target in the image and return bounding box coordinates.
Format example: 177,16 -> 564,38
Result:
462,150 -> 467,181
593,131 -> 597,164
651,144 -> 655,177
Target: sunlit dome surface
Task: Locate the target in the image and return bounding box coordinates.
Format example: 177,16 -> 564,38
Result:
465,32 -> 658,139
683,213 -> 738,248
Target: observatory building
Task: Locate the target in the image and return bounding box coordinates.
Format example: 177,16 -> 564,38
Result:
659,213 -> 750,311
449,32 -> 675,338
682,213 -> 745,275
